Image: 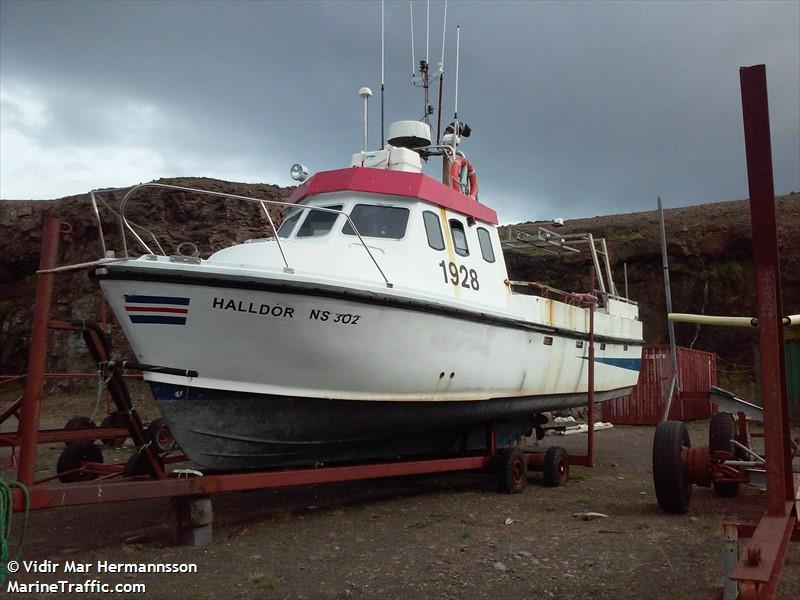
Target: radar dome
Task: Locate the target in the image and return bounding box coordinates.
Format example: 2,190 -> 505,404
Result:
387,121 -> 431,151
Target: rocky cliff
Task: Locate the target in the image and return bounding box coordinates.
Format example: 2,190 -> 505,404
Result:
1,178 -> 797,397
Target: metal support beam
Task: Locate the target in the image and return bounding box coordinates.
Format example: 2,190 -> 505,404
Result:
731,512 -> 796,595
739,64 -> 793,514
11,455 -> 499,511
659,196 -> 680,421
17,217 -> 61,485
723,523 -> 739,600
727,63 -> 798,599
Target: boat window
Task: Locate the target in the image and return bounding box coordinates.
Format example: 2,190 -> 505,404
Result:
277,209 -> 304,238
449,219 -> 469,256
423,211 -> 445,250
342,204 -> 410,239
477,227 -> 495,263
296,205 -> 343,238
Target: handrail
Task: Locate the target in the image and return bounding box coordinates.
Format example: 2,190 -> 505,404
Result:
506,279 -> 597,307
90,183 -> 394,288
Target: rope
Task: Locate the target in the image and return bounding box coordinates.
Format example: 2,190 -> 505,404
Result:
90,366 -> 113,422
716,354 -> 755,371
0,478 -> 30,584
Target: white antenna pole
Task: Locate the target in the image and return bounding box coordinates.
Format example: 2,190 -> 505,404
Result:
454,25 -> 460,116
381,0 -> 385,149
440,0 -> 447,68
435,0 -> 447,144
409,1 -> 415,76
426,0 -> 430,65
453,25 -> 460,150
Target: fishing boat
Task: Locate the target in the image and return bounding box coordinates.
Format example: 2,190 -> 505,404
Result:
87,27 -> 643,471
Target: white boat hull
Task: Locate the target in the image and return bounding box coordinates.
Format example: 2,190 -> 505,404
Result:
99,270 -> 641,469
100,277 -> 641,404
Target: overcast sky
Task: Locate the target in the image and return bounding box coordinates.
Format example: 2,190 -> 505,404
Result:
1,1 -> 798,222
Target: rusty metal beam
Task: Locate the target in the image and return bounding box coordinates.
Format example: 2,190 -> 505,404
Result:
739,64 -> 793,514
0,397 -> 23,425
730,520 -> 800,542
0,372 -> 142,381
0,427 -> 129,446
731,510 -> 795,594
11,455 -> 499,511
731,63 -> 797,600
17,217 -> 62,486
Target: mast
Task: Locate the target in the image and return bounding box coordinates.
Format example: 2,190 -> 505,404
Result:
453,24 -> 460,151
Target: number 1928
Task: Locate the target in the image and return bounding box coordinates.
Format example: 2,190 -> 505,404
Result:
438,261 -> 479,290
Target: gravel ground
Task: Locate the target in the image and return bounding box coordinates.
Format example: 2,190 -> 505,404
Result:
2,393 -> 799,599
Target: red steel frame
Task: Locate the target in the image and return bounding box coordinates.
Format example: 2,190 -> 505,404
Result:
728,65 -> 799,600
6,218 -> 598,515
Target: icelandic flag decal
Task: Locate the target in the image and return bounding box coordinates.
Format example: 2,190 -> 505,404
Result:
124,294 -> 190,325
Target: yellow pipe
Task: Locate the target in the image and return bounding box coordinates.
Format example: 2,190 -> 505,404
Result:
668,313 -> 800,328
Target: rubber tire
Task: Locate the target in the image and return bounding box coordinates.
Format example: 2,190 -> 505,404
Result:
100,413 -> 127,448
64,415 -> 96,447
146,418 -> 175,454
57,442 -> 103,483
708,412 -> 740,497
496,447 -> 527,494
123,450 -> 164,478
653,420 -> 692,514
709,412 -> 736,454
543,446 -> 569,487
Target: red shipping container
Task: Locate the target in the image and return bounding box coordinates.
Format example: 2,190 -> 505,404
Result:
601,345 -> 717,425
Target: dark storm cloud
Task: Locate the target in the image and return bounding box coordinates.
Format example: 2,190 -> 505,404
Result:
1,0 -> 798,221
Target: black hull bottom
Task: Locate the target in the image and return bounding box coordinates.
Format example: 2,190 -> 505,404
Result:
150,383 -> 631,471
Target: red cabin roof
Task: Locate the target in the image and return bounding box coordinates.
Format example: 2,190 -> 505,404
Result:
287,167 -> 499,225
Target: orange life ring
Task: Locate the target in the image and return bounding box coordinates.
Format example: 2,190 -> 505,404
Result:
449,155 -> 479,200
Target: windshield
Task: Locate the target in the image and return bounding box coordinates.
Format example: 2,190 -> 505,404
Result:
277,210 -> 304,238
296,205 -> 343,238
342,204 -> 410,239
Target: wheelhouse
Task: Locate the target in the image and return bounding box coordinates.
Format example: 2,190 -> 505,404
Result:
213,181 -> 511,310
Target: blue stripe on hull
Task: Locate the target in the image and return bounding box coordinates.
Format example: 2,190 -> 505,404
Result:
582,357 -> 641,371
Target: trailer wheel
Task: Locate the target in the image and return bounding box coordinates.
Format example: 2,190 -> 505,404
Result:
496,447 -> 527,494
543,446 -> 569,487
147,418 -> 175,453
57,442 -> 103,483
123,450 -> 164,478
709,412 -> 740,497
64,415 -> 96,447
709,412 -> 736,454
100,413 -> 127,448
653,420 -> 692,513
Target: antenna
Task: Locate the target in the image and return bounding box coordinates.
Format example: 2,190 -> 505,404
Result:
440,0 -> 447,66
436,0 -> 447,144
426,0 -> 430,65
358,87 -> 373,152
381,0 -> 385,149
452,25 -> 460,149
409,2 -> 415,77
